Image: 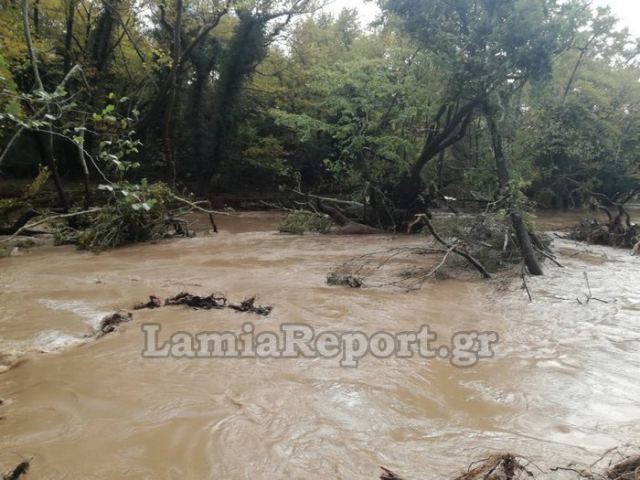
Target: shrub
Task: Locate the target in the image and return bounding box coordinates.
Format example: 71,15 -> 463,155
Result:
279,210 -> 333,234
56,181 -> 174,251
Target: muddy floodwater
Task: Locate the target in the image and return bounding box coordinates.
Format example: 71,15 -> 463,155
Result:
0,211 -> 639,479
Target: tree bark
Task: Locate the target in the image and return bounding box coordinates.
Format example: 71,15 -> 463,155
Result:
63,0 -> 77,73
394,100 -> 478,209
22,0 -> 70,211
484,108 -> 543,276
162,0 -> 182,187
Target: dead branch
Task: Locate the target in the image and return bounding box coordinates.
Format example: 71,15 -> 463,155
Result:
521,262 -> 533,302
1,208 -> 102,243
576,272 -> 609,305
416,214 -> 492,279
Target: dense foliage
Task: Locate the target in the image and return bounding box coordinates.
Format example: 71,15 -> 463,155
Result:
0,0 -> 638,257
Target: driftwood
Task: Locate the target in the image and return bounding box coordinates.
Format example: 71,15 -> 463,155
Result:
134,293 -> 273,315
291,188 -> 384,235
2,460 -> 30,480
454,455 -> 531,480
379,467 -> 405,480
95,311 -> 133,337
134,295 -> 163,310
327,272 -> 364,288
379,455 -> 531,480
379,451 -> 640,480
318,202 -> 384,235
165,292 -> 227,310
229,297 -> 273,316
606,455 -> 640,480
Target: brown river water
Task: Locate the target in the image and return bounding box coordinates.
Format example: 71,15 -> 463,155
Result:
0,210 -> 639,479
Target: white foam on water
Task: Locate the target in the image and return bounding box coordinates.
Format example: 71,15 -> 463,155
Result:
38,299 -> 111,329
33,330 -> 87,352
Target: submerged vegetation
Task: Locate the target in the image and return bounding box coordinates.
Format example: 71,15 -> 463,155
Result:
279,210 -> 333,234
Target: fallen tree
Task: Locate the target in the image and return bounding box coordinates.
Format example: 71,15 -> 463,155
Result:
327,212 -> 553,290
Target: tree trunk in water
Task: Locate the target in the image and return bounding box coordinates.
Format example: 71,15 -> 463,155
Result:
485,109 -> 543,276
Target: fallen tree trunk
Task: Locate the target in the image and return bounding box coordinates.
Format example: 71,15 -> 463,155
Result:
317,202 -> 384,235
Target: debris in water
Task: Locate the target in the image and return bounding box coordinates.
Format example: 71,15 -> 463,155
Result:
607,455 -> 640,480
3,460 -> 30,480
134,293 -> 273,315
454,454 -> 531,480
96,311 -> 133,337
165,292 -> 228,310
134,295 -> 163,310
380,450 -> 640,480
327,272 -> 363,288
379,467 -> 405,480
229,297 -> 273,316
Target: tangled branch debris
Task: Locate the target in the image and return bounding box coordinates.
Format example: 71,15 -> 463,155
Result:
134,296 -> 164,310
453,455 -> 532,480
379,451 -> 640,480
2,460 -> 30,480
134,293 -> 273,315
165,292 -> 228,310
229,297 -> 273,316
327,272 -> 364,288
326,212 -> 545,290
413,214 -> 491,279
570,196 -> 639,251
95,311 -> 133,337
606,455 -> 640,480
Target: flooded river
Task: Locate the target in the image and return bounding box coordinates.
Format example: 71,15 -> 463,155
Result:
0,211 -> 639,479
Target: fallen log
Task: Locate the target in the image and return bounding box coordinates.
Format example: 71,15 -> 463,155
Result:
318,202 -> 384,235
